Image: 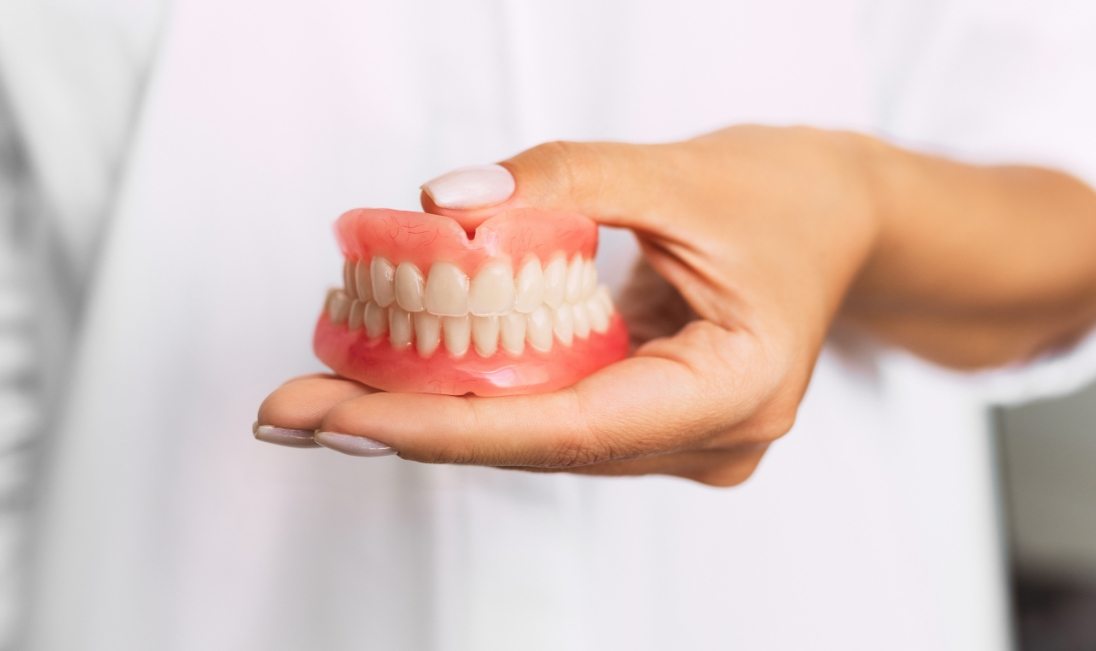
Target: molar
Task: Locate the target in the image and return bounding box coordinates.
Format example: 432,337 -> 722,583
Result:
500,312 -> 526,356
582,259 -> 597,299
572,302 -> 590,339
425,262 -> 470,317
414,312 -> 441,357
371,257 -> 396,307
343,260 -> 357,298
364,301 -> 388,338
526,306 -> 553,352
469,261 -> 515,316
472,315 -> 500,357
354,259 -> 372,302
564,254 -> 585,304
348,300 -> 366,331
395,262 -> 425,312
327,289 -> 351,324
389,305 -> 413,349
443,314 -> 471,357
513,256 -> 544,313
542,255 -> 567,308
586,297 -> 610,333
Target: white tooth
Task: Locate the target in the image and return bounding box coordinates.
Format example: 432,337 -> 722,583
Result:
472,315 -> 499,357
565,254 -> 585,304
389,305 -> 412,349
552,304 -> 574,345
500,312 -> 526,356
526,306 -> 553,352
424,262 -> 469,316
370,257 -> 396,307
348,300 -> 366,330
572,302 -> 590,339
513,256 -> 545,313
364,302 -> 388,339
327,290 -> 351,324
443,315 -> 471,357
395,262 -> 425,312
582,259 -> 598,298
469,261 -> 514,316
586,297 -> 610,333
354,260 -> 372,302
343,260 -> 357,297
414,312 -> 441,357
543,255 -> 567,308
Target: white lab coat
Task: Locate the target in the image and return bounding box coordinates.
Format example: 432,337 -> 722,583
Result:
2,0 -> 1096,649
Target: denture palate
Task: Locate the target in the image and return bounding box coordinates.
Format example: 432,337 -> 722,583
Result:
325,254 -> 615,358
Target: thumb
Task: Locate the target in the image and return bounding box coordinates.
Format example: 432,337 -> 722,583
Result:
420,141 -> 675,233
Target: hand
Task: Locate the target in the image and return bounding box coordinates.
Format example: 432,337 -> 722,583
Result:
258,126 -> 882,485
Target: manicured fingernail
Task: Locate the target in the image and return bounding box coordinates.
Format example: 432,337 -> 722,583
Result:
421,164 -> 515,209
253,423 -> 319,448
314,431 -> 397,457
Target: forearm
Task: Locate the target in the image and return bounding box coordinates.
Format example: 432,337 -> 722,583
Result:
845,137 -> 1096,368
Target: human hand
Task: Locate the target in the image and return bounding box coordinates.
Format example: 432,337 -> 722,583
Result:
257,126 -> 881,485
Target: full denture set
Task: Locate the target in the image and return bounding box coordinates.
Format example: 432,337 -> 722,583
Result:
314,208 -> 629,396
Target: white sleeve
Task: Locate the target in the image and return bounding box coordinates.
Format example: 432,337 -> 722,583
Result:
868,0 -> 1096,405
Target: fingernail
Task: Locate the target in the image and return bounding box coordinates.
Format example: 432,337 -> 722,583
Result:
253,423 -> 319,448
421,163 -> 515,209
314,431 -> 397,457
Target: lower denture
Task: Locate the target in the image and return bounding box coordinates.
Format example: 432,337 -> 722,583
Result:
314,208 -> 629,396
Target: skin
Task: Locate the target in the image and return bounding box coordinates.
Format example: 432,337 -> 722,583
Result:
257,126 -> 1096,486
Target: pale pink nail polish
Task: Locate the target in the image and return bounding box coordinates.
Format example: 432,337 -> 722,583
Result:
314,431 -> 397,457
253,424 -> 319,448
421,164 -> 515,209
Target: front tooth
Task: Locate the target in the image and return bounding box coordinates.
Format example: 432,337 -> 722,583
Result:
395,262 -> 425,312
469,261 -> 514,316
389,305 -> 413,349
526,306 -> 553,352
513,256 -> 545,313
424,262 -> 469,316
586,297 -> 610,333
472,315 -> 499,357
582,259 -> 598,298
414,312 -> 441,357
327,290 -> 351,324
354,260 -> 372,302
565,255 -> 585,304
364,302 -> 388,338
370,257 -> 396,307
348,300 -> 366,330
343,260 -> 357,297
443,315 -> 471,357
572,302 -> 590,338
500,312 -> 526,355
553,304 -> 574,345
542,255 -> 567,308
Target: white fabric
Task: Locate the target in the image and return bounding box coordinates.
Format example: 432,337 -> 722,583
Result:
2,0 -> 1095,649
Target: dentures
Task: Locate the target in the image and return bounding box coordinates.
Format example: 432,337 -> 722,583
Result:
313,208 -> 629,396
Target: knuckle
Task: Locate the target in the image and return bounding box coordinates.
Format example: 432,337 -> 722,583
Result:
527,140 -> 606,197
544,430 -> 612,468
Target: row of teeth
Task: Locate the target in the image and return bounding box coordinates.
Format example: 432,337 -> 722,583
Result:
325,255 -> 616,357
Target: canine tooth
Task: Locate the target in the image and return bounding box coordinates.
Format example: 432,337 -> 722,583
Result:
582,259 -> 597,298
472,315 -> 500,357
344,260 -> 357,297
348,300 -> 366,330
443,315 -> 471,357
327,290 -> 351,324
424,262 -> 469,316
414,312 -> 441,357
371,257 -> 396,307
543,255 -> 567,308
395,262 -> 425,312
565,254 -> 584,304
364,302 -> 388,339
513,256 -> 544,313
500,312 -> 526,355
389,305 -> 413,349
572,302 -> 590,339
552,304 -> 573,346
587,297 -> 610,333
469,261 -> 514,316
526,306 -> 553,352
354,260 -> 372,302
